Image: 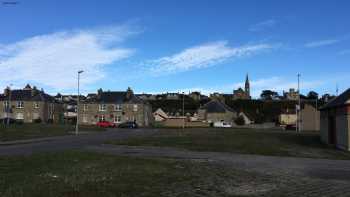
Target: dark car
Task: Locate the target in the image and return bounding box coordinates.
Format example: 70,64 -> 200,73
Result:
118,121 -> 138,128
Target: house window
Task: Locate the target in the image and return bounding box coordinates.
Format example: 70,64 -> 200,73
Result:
16,101 -> 24,109
133,104 -> 138,112
115,104 -> 122,111
114,115 -> 122,123
16,113 -> 24,120
33,113 -> 39,120
83,104 -> 88,112
3,101 -> 9,107
99,104 -> 106,111
82,115 -> 88,123
34,102 -> 39,109
99,115 -> 105,122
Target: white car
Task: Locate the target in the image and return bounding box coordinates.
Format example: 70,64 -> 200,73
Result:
213,121 -> 232,128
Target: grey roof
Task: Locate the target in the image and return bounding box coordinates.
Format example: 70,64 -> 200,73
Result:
321,88 -> 350,109
200,100 -> 236,113
0,90 -> 55,102
84,91 -> 143,104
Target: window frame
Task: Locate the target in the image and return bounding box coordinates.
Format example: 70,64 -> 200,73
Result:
99,104 -> 107,112
16,101 -> 24,109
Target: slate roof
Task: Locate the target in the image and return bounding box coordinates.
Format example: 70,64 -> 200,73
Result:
321,88 -> 350,109
200,100 -> 236,113
0,89 -> 55,102
84,91 -> 144,104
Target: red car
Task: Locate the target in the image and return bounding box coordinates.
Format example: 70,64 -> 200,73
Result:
96,121 -> 116,128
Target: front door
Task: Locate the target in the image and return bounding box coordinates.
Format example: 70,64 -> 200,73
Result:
328,116 -> 336,144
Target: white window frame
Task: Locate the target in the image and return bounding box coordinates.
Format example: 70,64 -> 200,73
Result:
133,104 -> 138,112
115,104 -> 122,111
16,101 -> 24,109
83,104 -> 88,112
34,102 -> 39,109
82,115 -> 88,123
16,113 -> 24,120
114,115 -> 122,123
99,115 -> 105,122
99,104 -> 106,111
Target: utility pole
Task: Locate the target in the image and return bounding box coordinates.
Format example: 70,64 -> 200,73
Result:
297,74 -> 301,133
75,70 -> 84,135
182,92 -> 185,130
6,84 -> 12,126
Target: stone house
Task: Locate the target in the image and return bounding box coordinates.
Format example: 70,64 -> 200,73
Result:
198,100 -> 237,125
78,87 -> 153,127
320,88 -> 350,151
0,84 -> 63,123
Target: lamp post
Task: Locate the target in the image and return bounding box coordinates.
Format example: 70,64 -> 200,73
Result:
6,84 -> 13,126
182,92 -> 185,129
75,70 -> 84,135
297,73 -> 301,133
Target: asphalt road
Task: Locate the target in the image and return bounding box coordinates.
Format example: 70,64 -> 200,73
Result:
0,128 -> 158,156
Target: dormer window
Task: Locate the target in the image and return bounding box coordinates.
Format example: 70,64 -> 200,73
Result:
16,101 -> 24,109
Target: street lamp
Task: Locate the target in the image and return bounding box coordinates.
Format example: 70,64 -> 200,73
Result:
75,70 -> 84,135
182,92 -> 185,129
6,84 -> 13,126
297,73 -> 301,133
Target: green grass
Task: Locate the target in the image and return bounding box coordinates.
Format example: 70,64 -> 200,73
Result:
0,151 -> 275,197
108,128 -> 350,160
0,124 -> 105,141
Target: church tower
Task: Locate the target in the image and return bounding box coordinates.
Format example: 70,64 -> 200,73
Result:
245,73 -> 250,98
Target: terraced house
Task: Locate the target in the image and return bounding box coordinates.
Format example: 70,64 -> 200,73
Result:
0,84 -> 63,123
78,87 -> 153,127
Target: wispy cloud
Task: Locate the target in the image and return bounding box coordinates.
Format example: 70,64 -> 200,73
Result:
0,24 -> 139,91
338,49 -> 350,55
249,19 -> 277,32
304,39 -> 339,48
146,41 -> 277,76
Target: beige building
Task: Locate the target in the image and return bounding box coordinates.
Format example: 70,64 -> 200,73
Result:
198,100 -> 237,125
0,84 -> 63,123
78,87 -> 153,127
320,89 -> 350,151
300,103 -> 320,131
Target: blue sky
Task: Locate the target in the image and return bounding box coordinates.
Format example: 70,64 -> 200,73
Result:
0,0 -> 349,97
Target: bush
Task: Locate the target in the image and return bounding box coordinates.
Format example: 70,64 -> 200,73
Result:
234,116 -> 245,126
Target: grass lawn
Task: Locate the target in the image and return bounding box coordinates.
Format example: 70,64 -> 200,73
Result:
108,128 -> 350,160
0,151 -> 283,197
0,124 -> 105,141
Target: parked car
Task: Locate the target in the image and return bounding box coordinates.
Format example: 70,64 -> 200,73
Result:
96,121 -> 116,128
213,121 -> 232,128
118,121 -> 138,128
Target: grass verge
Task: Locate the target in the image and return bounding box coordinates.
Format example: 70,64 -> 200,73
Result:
0,150 -> 283,197
0,124 -> 105,141
108,128 -> 350,160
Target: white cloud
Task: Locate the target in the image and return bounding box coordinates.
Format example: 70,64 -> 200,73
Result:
304,39 -> 339,48
249,19 -> 277,32
339,49 -> 350,55
0,24 -> 138,91
146,41 -> 276,76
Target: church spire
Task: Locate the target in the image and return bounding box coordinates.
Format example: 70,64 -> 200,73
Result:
245,73 -> 250,97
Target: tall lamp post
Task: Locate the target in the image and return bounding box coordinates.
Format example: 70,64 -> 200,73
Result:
182,92 -> 185,129
297,73 -> 301,133
75,70 -> 84,135
6,84 -> 13,126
